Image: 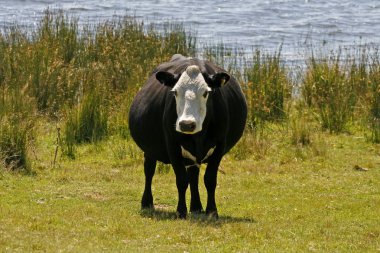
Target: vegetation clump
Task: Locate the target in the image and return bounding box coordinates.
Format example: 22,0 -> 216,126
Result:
244,49 -> 291,128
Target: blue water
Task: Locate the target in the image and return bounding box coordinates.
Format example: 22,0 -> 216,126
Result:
1,0 -> 379,61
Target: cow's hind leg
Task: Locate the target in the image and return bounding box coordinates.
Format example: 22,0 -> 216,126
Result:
141,154 -> 156,209
187,165 -> 203,213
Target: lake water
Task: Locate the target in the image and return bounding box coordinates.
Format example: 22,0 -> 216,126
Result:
1,0 -> 380,62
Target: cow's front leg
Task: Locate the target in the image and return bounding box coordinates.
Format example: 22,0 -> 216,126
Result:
204,148 -> 223,218
172,163 -> 189,219
187,165 -> 203,213
141,154 -> 156,209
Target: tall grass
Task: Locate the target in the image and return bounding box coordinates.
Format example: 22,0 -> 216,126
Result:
302,51 -> 356,133
288,101 -> 312,147
0,117 -> 31,171
302,47 -> 380,138
63,89 -> 108,158
244,49 -> 291,128
0,29 -> 34,172
0,85 -> 33,172
202,43 -> 245,75
0,10 -> 196,115
369,52 -> 380,143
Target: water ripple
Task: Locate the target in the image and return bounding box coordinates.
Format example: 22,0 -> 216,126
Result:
0,0 -> 379,60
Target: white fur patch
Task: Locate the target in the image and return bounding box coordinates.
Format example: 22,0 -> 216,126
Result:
181,146 -> 196,162
172,65 -> 211,134
202,147 -> 215,161
185,90 -> 196,100
181,146 -> 216,166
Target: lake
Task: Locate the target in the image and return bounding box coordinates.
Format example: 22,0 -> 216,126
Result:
1,0 -> 379,62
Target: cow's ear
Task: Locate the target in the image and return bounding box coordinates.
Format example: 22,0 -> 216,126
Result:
156,71 -> 179,87
203,72 -> 230,88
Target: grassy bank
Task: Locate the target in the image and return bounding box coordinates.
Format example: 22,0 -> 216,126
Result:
0,10 -> 380,252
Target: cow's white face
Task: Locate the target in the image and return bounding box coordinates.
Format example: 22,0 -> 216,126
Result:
156,64 -> 230,134
170,65 -> 211,134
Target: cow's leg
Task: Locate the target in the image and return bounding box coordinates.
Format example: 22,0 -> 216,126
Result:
141,154 -> 156,209
204,158 -> 222,218
173,164 -> 188,219
187,165 -> 203,213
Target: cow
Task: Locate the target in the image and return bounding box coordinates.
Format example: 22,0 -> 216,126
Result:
129,54 -> 247,219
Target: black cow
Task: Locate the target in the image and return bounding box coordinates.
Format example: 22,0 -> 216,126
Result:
129,54 -> 247,218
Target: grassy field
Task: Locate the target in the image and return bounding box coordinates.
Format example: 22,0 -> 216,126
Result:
1,121 -> 379,252
1,10 -> 380,252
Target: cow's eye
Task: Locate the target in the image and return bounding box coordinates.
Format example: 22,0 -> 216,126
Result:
203,91 -> 208,98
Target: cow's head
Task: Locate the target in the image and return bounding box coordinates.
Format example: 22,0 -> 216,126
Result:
156,65 -> 229,134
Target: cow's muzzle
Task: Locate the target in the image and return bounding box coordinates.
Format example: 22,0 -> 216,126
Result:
179,120 -> 196,133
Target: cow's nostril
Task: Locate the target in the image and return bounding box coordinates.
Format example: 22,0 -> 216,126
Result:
179,120 -> 196,132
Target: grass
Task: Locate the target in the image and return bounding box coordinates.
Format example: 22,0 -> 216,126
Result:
369,51 -> 380,143
0,9 -> 380,252
244,49 -> 291,128
1,120 -> 379,252
0,117 -> 30,171
302,51 -> 356,133
64,88 -> 108,146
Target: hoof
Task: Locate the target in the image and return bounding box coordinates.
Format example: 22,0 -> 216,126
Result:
190,209 -> 204,214
190,208 -> 204,214
141,204 -> 154,210
141,195 -> 154,210
190,202 -> 203,214
176,211 -> 187,219
206,210 -> 219,219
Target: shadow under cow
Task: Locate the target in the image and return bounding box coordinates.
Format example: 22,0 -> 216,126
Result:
140,205 -> 256,226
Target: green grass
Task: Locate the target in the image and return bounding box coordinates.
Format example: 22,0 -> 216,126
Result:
369,52 -> 380,143
1,121 -> 379,252
302,51 -> 356,133
244,49 -> 291,128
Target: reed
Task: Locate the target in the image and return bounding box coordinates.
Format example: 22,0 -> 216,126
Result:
0,10 -> 196,116
302,51 -> 356,133
288,101 -> 312,147
0,10 -> 196,160
368,52 -> 380,143
0,116 -> 31,171
63,88 -> 108,158
0,33 -> 34,171
0,85 -> 34,172
244,49 -> 291,128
